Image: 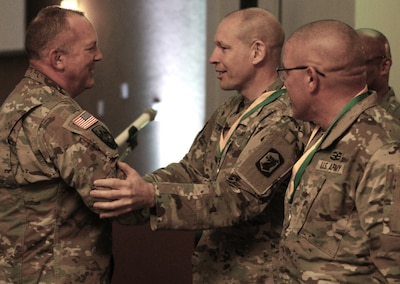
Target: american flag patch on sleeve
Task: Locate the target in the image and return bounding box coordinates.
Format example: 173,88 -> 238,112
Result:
72,111 -> 99,129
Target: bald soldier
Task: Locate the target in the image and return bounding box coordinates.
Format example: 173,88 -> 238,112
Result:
90,7 -> 310,284
357,28 -> 400,119
278,20 -> 400,282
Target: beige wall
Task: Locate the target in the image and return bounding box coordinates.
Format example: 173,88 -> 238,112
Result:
278,0 -> 355,38
355,0 -> 400,97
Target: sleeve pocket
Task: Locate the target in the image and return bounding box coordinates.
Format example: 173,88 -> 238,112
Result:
386,165 -> 400,234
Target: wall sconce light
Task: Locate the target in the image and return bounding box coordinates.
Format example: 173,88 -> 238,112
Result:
60,0 -> 79,10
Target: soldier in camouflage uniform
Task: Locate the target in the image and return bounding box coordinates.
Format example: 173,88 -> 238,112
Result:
0,6 -> 123,283
357,28 -> 400,120
278,20 -> 400,282
91,8 -> 310,283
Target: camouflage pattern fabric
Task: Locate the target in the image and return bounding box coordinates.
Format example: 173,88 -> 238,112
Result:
279,92 -> 400,283
380,87 -> 400,120
141,80 -> 311,283
0,67 -> 123,283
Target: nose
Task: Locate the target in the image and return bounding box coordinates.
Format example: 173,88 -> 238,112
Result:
208,47 -> 218,64
95,47 -> 103,62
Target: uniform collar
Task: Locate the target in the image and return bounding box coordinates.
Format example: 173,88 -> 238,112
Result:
25,67 -> 69,96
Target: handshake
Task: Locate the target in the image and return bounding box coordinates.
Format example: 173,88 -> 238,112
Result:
91,161 -> 156,219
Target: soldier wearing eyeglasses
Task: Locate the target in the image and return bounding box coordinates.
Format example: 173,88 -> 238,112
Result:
279,20 -> 400,283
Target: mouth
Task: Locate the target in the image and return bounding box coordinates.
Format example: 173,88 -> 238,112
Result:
216,70 -> 226,79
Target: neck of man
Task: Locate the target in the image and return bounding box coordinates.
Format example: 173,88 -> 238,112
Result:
242,76 -> 282,102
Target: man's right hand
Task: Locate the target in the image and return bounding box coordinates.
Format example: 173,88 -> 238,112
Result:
90,161 -> 155,218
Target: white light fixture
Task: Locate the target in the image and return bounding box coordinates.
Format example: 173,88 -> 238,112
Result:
60,0 -> 79,10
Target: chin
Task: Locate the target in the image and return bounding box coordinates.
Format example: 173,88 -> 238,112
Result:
291,109 -> 302,120
219,83 -> 235,91
86,80 -> 95,89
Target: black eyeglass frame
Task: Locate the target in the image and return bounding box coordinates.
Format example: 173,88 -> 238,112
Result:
276,66 -> 326,81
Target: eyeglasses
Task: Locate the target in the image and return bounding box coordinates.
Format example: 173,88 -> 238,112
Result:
365,55 -> 386,65
276,66 -> 326,81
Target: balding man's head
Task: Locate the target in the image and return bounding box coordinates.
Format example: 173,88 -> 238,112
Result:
357,28 -> 391,60
356,28 -> 392,99
224,8 -> 284,65
282,20 -> 368,129
209,8 -> 284,99
286,20 -> 365,79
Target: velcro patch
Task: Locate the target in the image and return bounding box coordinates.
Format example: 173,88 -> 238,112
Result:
256,148 -> 284,177
233,130 -> 298,196
316,160 -> 344,174
92,125 -> 118,149
73,111 -> 98,129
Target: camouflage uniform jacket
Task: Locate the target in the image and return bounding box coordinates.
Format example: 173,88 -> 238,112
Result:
143,81 -> 309,283
0,68 -> 122,284
279,92 -> 400,283
380,87 -> 400,120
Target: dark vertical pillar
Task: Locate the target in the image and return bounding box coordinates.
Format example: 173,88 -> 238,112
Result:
240,0 -> 258,9
278,0 -> 283,24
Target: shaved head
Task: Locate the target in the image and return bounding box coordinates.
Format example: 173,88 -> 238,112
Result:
286,20 -> 365,79
357,28 -> 391,59
283,20 -> 368,129
356,28 -> 392,100
224,7 -> 285,66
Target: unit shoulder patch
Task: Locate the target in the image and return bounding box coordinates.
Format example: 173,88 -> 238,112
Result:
92,125 -> 118,149
256,148 -> 284,177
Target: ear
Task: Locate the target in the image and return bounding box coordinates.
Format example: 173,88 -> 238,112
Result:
306,67 -> 320,93
49,49 -> 65,71
380,57 -> 392,76
251,40 -> 266,64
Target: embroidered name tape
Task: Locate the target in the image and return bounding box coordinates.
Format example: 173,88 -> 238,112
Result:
73,111 -> 99,129
316,160 -> 344,174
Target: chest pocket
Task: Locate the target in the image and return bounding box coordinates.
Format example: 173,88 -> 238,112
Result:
291,175 -> 355,258
0,128 -> 18,187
